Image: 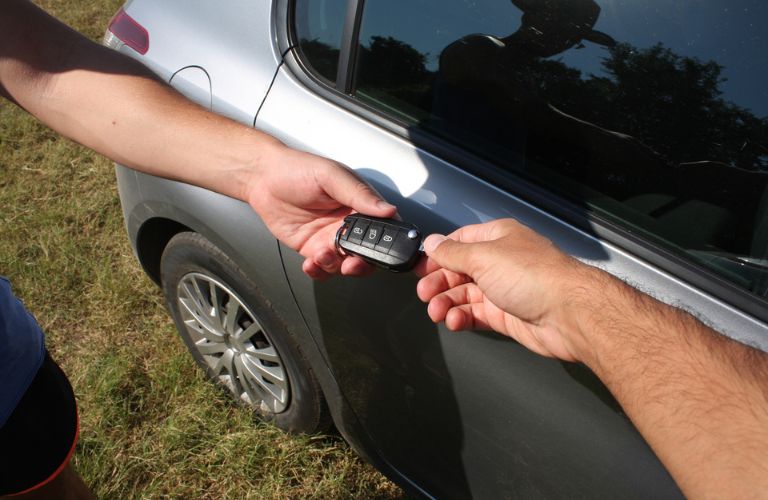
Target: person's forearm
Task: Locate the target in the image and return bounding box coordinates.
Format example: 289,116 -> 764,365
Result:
37,65 -> 279,202
568,268 -> 768,498
0,0 -> 280,202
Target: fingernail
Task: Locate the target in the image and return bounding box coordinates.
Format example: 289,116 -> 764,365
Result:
424,234 -> 447,254
377,200 -> 396,211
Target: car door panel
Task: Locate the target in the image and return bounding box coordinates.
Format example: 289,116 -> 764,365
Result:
124,0 -> 280,125
255,57 -> 709,498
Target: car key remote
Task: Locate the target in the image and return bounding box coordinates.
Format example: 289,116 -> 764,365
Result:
335,214 -> 423,272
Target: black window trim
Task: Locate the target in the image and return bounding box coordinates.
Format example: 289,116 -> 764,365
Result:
279,0 -> 768,325
335,0 -> 365,93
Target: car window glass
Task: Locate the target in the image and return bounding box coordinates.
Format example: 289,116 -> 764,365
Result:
353,0 -> 768,300
294,0 -> 346,83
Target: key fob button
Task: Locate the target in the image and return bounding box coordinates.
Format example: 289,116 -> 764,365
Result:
347,220 -> 369,244
362,223 -> 384,249
389,230 -> 420,260
375,226 -> 398,254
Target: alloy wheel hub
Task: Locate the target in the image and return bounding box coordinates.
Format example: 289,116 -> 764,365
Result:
176,272 -> 289,413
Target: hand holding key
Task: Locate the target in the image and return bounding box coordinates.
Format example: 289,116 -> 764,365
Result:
416,219 -> 586,361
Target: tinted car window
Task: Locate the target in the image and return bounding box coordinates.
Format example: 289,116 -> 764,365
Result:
353,0 -> 768,299
294,0 -> 346,83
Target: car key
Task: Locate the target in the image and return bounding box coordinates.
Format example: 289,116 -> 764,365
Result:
335,214 -> 423,272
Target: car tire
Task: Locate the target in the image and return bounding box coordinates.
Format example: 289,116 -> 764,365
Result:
160,231 -> 330,433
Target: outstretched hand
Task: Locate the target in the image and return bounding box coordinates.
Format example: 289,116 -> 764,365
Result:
246,144 -> 397,280
416,219 -> 593,362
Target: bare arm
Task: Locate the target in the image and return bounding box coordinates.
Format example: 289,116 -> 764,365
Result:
0,0 -> 260,200
574,266 -> 768,498
417,219 -> 768,498
0,0 -> 396,278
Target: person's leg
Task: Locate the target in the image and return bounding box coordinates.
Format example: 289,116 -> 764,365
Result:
0,353 -> 90,498
8,463 -> 94,500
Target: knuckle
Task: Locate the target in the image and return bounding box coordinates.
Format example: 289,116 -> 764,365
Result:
351,179 -> 373,198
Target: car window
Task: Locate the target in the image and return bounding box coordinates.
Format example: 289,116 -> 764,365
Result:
294,0 -> 347,83
351,0 -> 768,299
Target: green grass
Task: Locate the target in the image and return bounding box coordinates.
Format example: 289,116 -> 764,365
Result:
0,1 -> 401,497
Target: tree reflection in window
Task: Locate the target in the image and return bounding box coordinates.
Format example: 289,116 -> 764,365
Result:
347,0 -> 768,295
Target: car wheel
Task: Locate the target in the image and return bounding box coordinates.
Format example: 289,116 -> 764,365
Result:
160,231 -> 330,433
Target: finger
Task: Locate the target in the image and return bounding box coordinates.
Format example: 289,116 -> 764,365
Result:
420,220 -> 520,273
412,253 -> 431,277
413,224 -> 487,276
443,305 -> 551,357
422,234 -> 478,276
298,223 -> 347,275
302,258 -> 332,281
426,293 -> 452,323
425,282 -> 484,321
446,218 -> 521,243
314,248 -> 343,274
445,304 -> 493,332
317,163 -> 397,218
425,298 -> 493,332
442,303 -> 552,357
340,256 -> 376,277
413,254 -> 449,277
416,268 -> 472,302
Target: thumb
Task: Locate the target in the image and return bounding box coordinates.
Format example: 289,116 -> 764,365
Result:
423,234 -> 477,276
319,164 -> 397,217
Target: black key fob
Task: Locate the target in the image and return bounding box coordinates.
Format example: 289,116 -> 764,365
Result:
335,215 -> 423,272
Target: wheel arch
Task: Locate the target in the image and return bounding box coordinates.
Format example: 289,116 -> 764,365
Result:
135,217 -> 192,285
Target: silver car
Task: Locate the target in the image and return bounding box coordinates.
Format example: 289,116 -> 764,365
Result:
105,0 -> 768,497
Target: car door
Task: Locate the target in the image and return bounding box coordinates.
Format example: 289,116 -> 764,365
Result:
256,0 -> 768,498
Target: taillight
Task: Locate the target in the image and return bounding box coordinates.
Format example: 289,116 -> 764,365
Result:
105,9 -> 149,55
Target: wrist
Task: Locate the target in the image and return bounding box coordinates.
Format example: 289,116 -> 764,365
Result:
234,130 -> 286,202
563,264 -> 683,380
555,262 -> 623,370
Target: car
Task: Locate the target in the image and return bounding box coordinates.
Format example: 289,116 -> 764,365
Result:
104,0 -> 768,497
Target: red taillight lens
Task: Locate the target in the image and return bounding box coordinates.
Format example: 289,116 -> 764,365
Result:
107,9 -> 149,55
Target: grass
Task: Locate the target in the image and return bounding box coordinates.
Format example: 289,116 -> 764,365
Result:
0,1 -> 401,497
